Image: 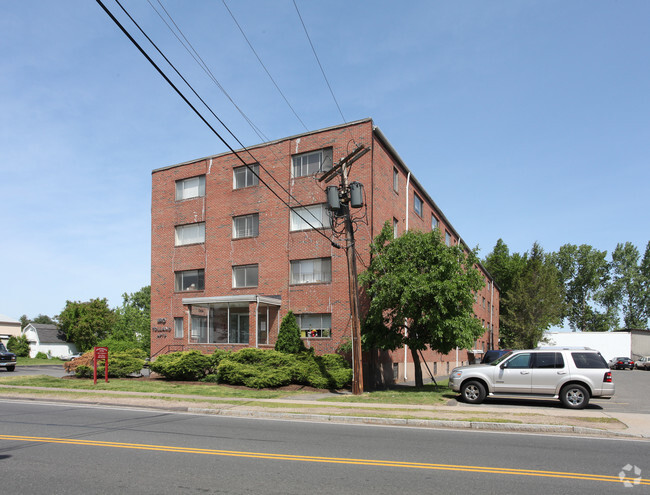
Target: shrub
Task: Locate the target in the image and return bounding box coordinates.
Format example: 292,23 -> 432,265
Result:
150,350 -> 211,380
35,352 -> 49,360
217,348 -> 295,388
7,335 -> 30,357
275,311 -> 306,354
72,352 -> 146,378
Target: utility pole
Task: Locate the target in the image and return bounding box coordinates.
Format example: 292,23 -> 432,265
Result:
320,145 -> 369,395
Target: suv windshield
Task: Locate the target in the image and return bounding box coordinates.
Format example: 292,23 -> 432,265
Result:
0,343 -> 7,352
490,351 -> 513,366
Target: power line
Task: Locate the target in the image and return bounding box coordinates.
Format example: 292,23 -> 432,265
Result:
293,0 -> 346,124
147,0 -> 270,144
99,0 -> 339,247
222,0 -> 309,132
143,0 -> 325,229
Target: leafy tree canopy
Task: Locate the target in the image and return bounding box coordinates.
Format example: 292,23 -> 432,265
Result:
360,223 -> 485,387
552,244 -> 613,332
111,286 -> 151,353
501,243 -> 564,348
58,298 -> 116,352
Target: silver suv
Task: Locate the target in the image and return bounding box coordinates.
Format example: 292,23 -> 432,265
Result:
449,347 -> 614,409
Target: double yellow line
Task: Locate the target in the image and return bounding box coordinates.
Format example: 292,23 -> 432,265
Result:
1,434 -> 647,486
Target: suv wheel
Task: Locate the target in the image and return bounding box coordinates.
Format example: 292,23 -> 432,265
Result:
460,381 -> 486,405
560,384 -> 589,409
6,365 -> 15,372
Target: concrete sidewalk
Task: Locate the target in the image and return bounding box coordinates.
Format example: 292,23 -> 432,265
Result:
0,384 -> 647,439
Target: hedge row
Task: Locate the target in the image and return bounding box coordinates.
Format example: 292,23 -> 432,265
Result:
150,348 -> 352,389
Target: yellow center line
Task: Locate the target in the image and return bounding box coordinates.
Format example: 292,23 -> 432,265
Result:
1,434 -> 647,485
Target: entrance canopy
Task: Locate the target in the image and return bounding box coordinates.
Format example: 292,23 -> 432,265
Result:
182,295 -> 282,307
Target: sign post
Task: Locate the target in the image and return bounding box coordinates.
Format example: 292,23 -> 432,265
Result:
93,346 -> 109,385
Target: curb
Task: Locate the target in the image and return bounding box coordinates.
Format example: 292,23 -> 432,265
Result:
185,406 -> 638,438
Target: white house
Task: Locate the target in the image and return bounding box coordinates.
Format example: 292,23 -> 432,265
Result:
0,314 -> 21,345
22,323 -> 77,359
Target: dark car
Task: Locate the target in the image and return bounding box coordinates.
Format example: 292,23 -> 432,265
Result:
481,349 -> 511,364
608,357 -> 634,370
0,343 -> 17,372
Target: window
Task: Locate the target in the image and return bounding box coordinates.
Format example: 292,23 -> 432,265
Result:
290,258 -> 332,284
393,168 -> 399,193
292,148 -> 333,177
174,317 -> 183,338
393,218 -> 398,238
431,215 -> 439,230
414,193 -> 423,216
296,314 -> 331,338
504,353 -> 531,369
175,175 -> 205,201
290,204 -> 328,231
233,164 -> 259,189
190,315 -> 207,342
175,223 -> 205,246
445,231 -> 451,246
233,264 -> 258,288
534,352 -> 565,369
175,269 -> 205,291
571,352 -> 608,369
233,213 -> 259,239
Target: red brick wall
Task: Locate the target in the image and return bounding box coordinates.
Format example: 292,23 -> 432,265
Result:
151,119 -> 499,379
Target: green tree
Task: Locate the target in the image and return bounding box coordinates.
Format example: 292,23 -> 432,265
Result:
7,335 -> 30,357
603,242 -> 648,329
553,244 -> 613,332
58,298 -> 116,352
482,239 -> 527,347
360,222 -> 485,387
111,286 -> 151,353
501,243 -> 564,348
275,311 -> 306,354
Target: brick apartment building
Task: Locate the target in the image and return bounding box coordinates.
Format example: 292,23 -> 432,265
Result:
151,118 -> 499,382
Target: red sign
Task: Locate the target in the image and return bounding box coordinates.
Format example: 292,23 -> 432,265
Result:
93,347 -> 109,384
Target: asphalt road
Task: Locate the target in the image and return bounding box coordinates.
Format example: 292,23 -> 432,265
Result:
0,400 -> 647,494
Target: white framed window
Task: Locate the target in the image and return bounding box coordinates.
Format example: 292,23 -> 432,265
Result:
445,231 -> 451,246
175,269 -> 204,291
174,317 -> 184,338
290,258 -> 332,284
297,314 -> 331,339
431,215 -> 439,230
292,148 -> 333,177
414,193 -> 423,217
233,164 -> 259,189
233,264 -> 258,288
191,315 -> 207,342
290,204 -> 327,231
393,218 -> 399,238
232,213 -> 259,239
393,168 -> 399,193
175,175 -> 205,201
175,222 -> 205,246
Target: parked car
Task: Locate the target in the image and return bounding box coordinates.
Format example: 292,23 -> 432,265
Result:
480,349 -> 511,364
634,356 -> 650,370
608,357 -> 635,370
61,353 -> 83,361
449,347 -> 614,409
0,343 -> 17,372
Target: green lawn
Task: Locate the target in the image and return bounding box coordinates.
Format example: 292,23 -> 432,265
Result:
16,357 -> 65,366
323,382 -> 454,405
0,375 -> 316,399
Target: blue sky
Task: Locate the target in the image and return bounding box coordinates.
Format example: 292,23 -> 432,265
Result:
2,1 -> 649,321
